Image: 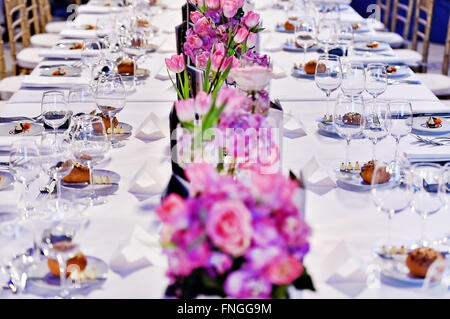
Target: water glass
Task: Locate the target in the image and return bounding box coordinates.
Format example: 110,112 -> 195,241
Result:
363,99 -> 391,160
41,91 -> 69,135
388,100 -> 413,159
315,54 -> 342,116
366,63 -> 388,99
341,62 -> 365,97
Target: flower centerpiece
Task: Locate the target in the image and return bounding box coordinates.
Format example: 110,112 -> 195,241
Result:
157,163 -> 314,299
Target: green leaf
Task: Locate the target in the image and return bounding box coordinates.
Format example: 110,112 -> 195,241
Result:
293,266 -> 316,292
203,59 -> 211,92
271,285 -> 289,299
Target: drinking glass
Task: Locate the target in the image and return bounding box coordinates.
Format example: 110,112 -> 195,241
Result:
317,19 -> 338,55
95,74 -> 126,148
41,91 -> 69,136
95,17 -> 113,39
440,163 -> 450,211
388,100 -> 413,159
9,140 -> 41,216
71,115 -> 110,206
363,99 -> 391,160
341,62 -> 365,96
315,54 -> 342,116
68,86 -> 95,116
371,159 -> 412,256
81,40 -> 102,77
333,94 -> 365,167
294,16 -> 316,68
365,63 -> 388,99
411,163 -> 443,247
338,22 -> 354,56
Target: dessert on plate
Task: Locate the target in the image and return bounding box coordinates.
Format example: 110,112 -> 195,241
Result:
406,247 -> 444,278
63,162 -> 90,184
9,122 -> 31,135
426,117 -> 442,128
118,60 -> 135,76
366,41 -> 379,49
360,160 -> 391,185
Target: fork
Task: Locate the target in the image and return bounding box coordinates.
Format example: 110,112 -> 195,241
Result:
414,135 -> 447,146
388,79 -> 422,85
36,179 -> 56,200
70,61 -> 83,68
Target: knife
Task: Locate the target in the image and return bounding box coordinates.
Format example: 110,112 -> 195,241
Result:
413,113 -> 450,118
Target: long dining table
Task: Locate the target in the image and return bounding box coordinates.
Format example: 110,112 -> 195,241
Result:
1,0 -> 450,299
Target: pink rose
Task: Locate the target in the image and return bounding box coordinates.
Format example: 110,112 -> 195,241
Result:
206,0 -> 220,9
165,53 -> 185,73
264,253 -> 304,285
174,98 -> 195,122
234,27 -> 249,44
190,11 -> 203,23
222,0 -> 238,18
206,200 -> 252,257
243,11 -> 260,28
209,252 -> 232,275
185,162 -> 220,195
230,65 -> 273,91
195,91 -> 212,115
166,248 -> 194,276
246,32 -> 257,48
193,17 -> 210,35
156,194 -> 188,229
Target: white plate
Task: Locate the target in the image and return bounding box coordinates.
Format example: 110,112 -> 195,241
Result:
351,23 -> 370,33
0,123 -> 44,137
316,120 -> 364,139
386,64 -> 411,78
62,169 -> 120,197
335,168 -> 395,191
354,41 -> 390,52
40,66 -> 81,77
291,67 -> 315,79
54,41 -> 83,50
28,256 -> 108,292
275,24 -> 294,33
412,117 -> 450,134
283,42 -> 317,53
0,171 -> 14,191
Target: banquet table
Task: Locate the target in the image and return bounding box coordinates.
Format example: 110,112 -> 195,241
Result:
1,0 -> 450,299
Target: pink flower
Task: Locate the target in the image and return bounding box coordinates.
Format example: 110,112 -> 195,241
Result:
193,17 -> 210,35
222,0 -> 239,18
246,32 -> 257,48
195,91 -> 212,115
206,0 -> 220,9
230,65 -> 273,91
206,200 -> 252,257
190,11 -> 203,23
209,252 -> 232,275
185,162 -> 220,195
165,53 -> 185,73
264,253 -> 304,285
246,246 -> 282,271
225,270 -> 272,298
166,248 -> 194,276
243,11 -> 260,28
210,43 -> 226,72
156,194 -> 189,229
186,34 -> 203,49
234,27 -> 249,44
174,98 -> 195,122
195,51 -> 210,69
222,56 -> 241,71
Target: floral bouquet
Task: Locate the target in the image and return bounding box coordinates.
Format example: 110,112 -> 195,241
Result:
157,163 -> 314,298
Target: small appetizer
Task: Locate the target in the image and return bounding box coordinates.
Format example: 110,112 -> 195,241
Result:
52,67 -> 66,76
366,41 -> 379,49
426,117 -> 442,128
386,65 -> 397,73
9,122 -> 31,135
70,43 -> 83,50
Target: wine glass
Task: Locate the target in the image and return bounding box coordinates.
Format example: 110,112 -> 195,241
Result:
95,73 -> 126,148
68,86 -> 95,116
365,63 -> 388,100
363,99 -> 391,160
333,94 -> 365,168
315,54 -> 342,116
295,16 -> 316,68
338,22 -> 354,56
341,62 -> 365,97
9,140 -> 41,217
81,40 -> 102,78
411,163 -> 443,247
440,163 -> 450,211
38,132 -> 75,218
41,91 -> 69,136
71,115 -> 110,206
317,19 -> 338,55
388,100 -> 413,159
371,159 -> 412,256
95,17 -> 113,39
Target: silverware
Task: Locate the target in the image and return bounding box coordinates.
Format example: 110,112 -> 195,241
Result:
414,135 -> 449,146
36,179 -> 56,200
0,115 -> 42,124
413,113 -> 450,118
388,79 -> 422,85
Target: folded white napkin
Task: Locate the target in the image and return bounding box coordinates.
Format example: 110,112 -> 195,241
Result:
157,37 -> 176,53
128,157 -> 172,200
283,112 -> 307,139
300,156 -> 337,196
353,31 -> 404,47
60,29 -> 97,39
135,112 -> 169,142
38,49 -> 82,60
109,224 -> 167,274
155,66 -> 175,81
77,5 -> 122,14
405,148 -> 450,163
21,75 -> 90,89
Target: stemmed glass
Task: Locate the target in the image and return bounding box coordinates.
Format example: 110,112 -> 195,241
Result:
338,22 -> 354,56
371,159 -> 413,256
333,94 -> 365,167
95,73 -> 126,148
365,63 -> 388,100
411,163 -> 443,247
294,16 -> 316,68
81,40 -> 102,80
341,62 -> 365,97
388,100 -> 413,159
71,115 -> 110,206
41,91 -> 70,136
9,140 -> 41,217
315,54 -> 342,116
68,86 -> 95,116
440,163 -> 450,211
317,19 -> 338,55
363,99 -> 391,160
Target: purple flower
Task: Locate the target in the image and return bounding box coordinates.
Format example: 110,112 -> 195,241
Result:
240,51 -> 270,68
225,270 -> 272,298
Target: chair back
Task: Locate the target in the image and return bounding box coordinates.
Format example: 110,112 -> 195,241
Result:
377,0 -> 392,29
443,16 -> 450,76
0,26 -> 6,79
391,0 -> 414,39
37,0 -> 52,31
411,0 -> 435,72
27,0 -> 41,34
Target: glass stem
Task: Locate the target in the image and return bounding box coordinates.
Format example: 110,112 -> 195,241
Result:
386,212 -> 393,250
109,115 -> 115,146
421,215 -> 427,247
326,91 -> 331,116
88,161 -> 96,202
303,47 -> 307,68
345,138 -> 351,168
394,137 -> 400,159
57,255 -> 69,298
372,140 -> 377,160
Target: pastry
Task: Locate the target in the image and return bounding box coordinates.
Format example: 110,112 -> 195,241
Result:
366,41 -> 379,49
426,117 -> 442,128
284,21 -> 295,31
386,65 -> 397,73
137,19 -> 150,27
360,160 -> 391,185
85,25 -> 96,30
118,60 -> 135,75
406,247 -> 444,278
9,122 -> 31,135
62,162 -> 90,183
52,68 -> 66,76
48,251 -> 88,277
342,112 -> 362,125
70,43 -> 83,50
352,23 -> 360,30
89,111 -> 119,132
304,60 -> 318,74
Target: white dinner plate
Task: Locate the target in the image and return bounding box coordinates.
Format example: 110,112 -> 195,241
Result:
61,169 -> 120,197
54,41 -> 83,50
0,123 -> 44,137
108,122 -> 133,141
0,171 -> 14,191
40,65 -> 82,77
335,168 -> 395,192
412,117 -> 450,134
283,42 -> 317,53
28,256 -> 108,292
275,24 -> 294,33
351,23 -> 370,33
386,64 -> 411,78
354,41 -> 390,52
316,120 -> 364,139
291,67 -> 315,79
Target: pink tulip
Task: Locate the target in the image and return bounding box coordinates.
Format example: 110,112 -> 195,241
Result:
175,98 -> 196,122
206,0 -> 220,9
193,17 -> 210,35
222,0 -> 238,18
246,32 -> 257,48
165,53 -> 185,74
234,27 -> 249,44
222,56 -> 241,71
195,91 -> 212,115
186,34 -> 203,49
243,11 -> 260,28
210,43 -> 226,72
190,11 -> 203,23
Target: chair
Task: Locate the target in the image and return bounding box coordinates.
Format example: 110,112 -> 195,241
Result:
4,0 -> 43,75
0,26 -> 24,100
27,0 -> 60,48
390,0 -> 414,42
376,0 -> 392,30
411,0 -> 435,73
37,0 -> 67,34
415,16 -> 450,97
